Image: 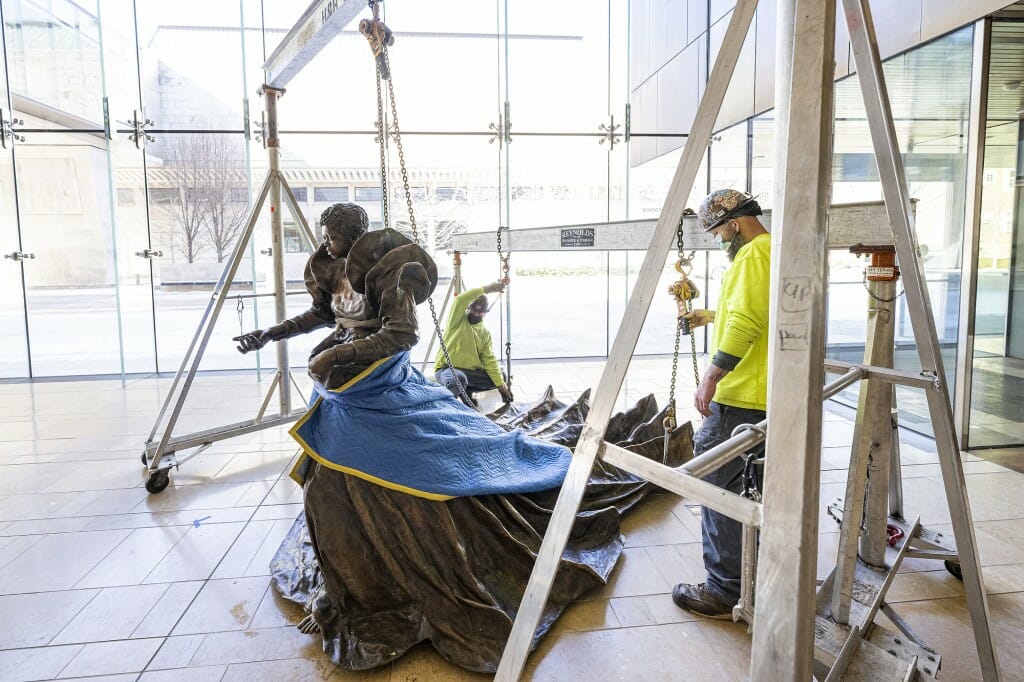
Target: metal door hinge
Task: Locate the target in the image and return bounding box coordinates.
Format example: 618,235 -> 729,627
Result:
1,109 -> 25,148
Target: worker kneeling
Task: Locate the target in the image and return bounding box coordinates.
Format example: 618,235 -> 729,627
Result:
434,281 -> 514,408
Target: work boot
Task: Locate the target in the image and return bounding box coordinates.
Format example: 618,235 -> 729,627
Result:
671,582 -> 736,620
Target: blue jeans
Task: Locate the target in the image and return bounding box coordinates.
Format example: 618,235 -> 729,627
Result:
697,401 -> 766,603
436,367 -> 502,406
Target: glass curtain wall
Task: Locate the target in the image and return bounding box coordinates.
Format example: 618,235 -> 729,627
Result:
0,0 -> 635,378
630,25 -> 977,438
969,17 -> 1024,449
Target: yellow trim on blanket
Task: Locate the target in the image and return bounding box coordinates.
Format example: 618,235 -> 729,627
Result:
329,355 -> 394,393
288,452 -> 309,486
287,372 -> 454,501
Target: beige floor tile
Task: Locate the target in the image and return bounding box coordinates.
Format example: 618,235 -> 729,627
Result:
52,583 -> 170,644
172,576 -> 271,635
0,529 -> 130,594
619,492 -> 700,547
143,522 -> 247,583
0,533 -> 43,568
221,657 -> 374,681
549,598 -> 619,635
76,525 -> 191,588
58,637 -> 164,678
387,644 -> 488,681
250,584 -> 305,630
981,562 -> 1024,595
641,592 -> 700,625
133,581 -> 205,638
139,665 -> 228,681
250,503 -> 304,521
188,626 -> 322,667
609,595 -> 659,627
243,518 -> 297,578
0,589 -> 99,648
214,450 -> 295,485
146,634 -> 206,670
886,569 -> 964,603
133,482 -> 259,515
590,547 -> 673,600
524,622 -> 731,681
0,644 -> 83,682
210,520 -> 276,580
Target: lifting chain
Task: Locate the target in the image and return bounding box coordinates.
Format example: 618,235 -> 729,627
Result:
665,210 -> 701,438
496,224 -> 512,388
362,3 -> 474,408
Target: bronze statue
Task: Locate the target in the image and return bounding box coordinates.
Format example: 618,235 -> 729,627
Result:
239,209 -> 695,672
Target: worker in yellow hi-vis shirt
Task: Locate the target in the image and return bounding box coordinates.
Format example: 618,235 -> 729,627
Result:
434,280 -> 514,408
671,188 -> 771,620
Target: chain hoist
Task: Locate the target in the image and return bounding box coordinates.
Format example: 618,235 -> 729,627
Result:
496,224 -> 512,389
664,210 -> 701,451
361,1 -> 473,407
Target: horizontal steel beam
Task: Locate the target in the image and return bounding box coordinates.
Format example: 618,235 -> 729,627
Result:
263,0 -> 366,89
600,442 -> 763,527
825,360 -> 939,391
451,201 -> 905,253
144,410 -> 306,456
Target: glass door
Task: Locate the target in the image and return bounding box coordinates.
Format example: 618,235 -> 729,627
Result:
0,2 -> 29,377
968,19 -> 1024,449
5,0 -> 123,376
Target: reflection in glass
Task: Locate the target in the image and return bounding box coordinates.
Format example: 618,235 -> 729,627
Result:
968,20 -> 1024,448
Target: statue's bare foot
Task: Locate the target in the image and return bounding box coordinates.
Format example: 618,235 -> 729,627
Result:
297,614 -> 321,634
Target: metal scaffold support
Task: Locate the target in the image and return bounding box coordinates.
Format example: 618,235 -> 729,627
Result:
140,86 -> 318,494
494,0 -> 1000,679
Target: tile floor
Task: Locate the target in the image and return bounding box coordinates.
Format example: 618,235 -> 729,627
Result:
1,357 -> 1023,681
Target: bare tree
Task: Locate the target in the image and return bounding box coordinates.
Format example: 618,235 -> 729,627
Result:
158,134 -> 248,263
392,183 -> 468,253
200,135 -> 248,263
160,135 -> 208,263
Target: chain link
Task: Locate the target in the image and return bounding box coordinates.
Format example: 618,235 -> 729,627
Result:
370,46 -> 473,407
665,214 -> 702,434
374,72 -> 390,230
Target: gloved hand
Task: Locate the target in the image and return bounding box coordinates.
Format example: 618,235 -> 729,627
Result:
308,343 -> 356,384
483,280 -> 507,295
233,329 -> 270,354
682,308 -> 716,330
498,384 -> 514,404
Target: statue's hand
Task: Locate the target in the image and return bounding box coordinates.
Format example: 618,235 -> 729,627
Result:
233,329 -> 269,354
308,344 -> 355,383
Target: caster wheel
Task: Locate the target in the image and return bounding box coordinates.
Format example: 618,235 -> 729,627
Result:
141,451 -> 149,465
145,470 -> 170,494
945,560 -> 963,581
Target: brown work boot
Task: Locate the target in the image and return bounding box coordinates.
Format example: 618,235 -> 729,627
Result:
671,582 -> 736,620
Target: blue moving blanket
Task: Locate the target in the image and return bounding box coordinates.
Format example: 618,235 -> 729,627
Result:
290,352 -> 573,500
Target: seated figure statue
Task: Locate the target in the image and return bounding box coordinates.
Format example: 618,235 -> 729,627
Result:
244,210 -> 694,673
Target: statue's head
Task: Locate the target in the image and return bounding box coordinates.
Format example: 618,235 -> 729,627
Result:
319,203 -> 369,259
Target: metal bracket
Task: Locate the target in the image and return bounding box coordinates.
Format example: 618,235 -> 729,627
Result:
135,249 -> 163,259
119,109 -> 155,149
1,109 -> 26,148
489,103 -> 513,146
4,251 -> 35,262
598,115 -> 622,149
252,110 -> 267,147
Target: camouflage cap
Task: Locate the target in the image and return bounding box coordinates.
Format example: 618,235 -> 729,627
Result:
697,189 -> 757,231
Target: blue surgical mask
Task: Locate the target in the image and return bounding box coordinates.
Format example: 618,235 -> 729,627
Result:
714,234 -> 730,251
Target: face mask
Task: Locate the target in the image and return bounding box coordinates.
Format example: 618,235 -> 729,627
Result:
714,234 -> 731,251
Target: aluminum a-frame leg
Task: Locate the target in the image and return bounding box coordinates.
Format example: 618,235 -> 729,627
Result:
839,0 -> 998,677
493,1 -> 760,679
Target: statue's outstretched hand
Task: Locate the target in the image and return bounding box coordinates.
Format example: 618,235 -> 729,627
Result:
233,330 -> 269,354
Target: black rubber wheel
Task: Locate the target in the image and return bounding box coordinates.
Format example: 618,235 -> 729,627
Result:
140,451 -> 149,465
145,470 -> 170,494
945,560 -> 963,581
